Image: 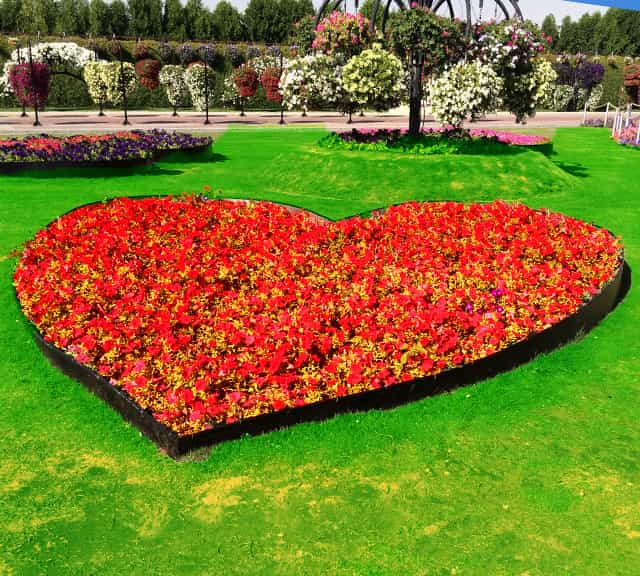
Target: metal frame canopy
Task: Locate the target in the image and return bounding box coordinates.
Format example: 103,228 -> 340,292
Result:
314,0 -> 524,33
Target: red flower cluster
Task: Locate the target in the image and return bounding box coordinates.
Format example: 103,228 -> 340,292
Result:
14,198 -> 622,436
261,67 -> 282,103
8,62 -> 50,108
233,65 -> 259,99
135,58 -> 162,90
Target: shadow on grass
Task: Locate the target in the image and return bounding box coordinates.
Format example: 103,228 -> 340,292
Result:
552,160 -> 589,178
1,151 -> 228,179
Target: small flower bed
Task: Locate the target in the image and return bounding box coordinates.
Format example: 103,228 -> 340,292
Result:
0,130 -> 212,167
319,128 -> 552,155
15,197 -> 622,436
613,123 -> 640,148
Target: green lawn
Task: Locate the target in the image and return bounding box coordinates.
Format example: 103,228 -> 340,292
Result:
1,127 -> 639,575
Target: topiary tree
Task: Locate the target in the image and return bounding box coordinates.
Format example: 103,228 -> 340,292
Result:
184,62 -> 216,111
232,64 -> 259,116
342,46 -> 405,116
8,61 -> 50,123
471,20 -> 552,123
428,60 -> 502,129
387,5 -> 466,134
83,61 -> 110,115
312,11 -> 373,60
103,61 -> 137,106
159,64 -> 190,115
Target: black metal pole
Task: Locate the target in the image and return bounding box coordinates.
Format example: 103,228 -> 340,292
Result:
408,48 -> 424,136
16,43 -> 28,117
27,39 -> 41,127
204,50 -> 210,125
279,53 -> 285,125
119,42 -> 130,126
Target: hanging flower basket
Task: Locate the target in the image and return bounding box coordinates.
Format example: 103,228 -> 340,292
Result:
233,65 -> 259,99
135,58 -> 162,91
8,62 -> 50,109
261,67 -> 282,103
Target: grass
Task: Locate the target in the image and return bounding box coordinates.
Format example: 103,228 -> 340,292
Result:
1,127 -> 639,575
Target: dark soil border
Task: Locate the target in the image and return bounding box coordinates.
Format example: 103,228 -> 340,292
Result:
0,142 -> 211,173
17,200 -> 631,459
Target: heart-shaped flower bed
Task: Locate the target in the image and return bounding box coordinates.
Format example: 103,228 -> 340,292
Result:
14,198 -> 624,453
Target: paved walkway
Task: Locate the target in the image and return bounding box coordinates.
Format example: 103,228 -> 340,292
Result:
0,109 -> 605,135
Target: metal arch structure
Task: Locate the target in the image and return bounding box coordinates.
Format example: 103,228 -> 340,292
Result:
314,0 -> 524,34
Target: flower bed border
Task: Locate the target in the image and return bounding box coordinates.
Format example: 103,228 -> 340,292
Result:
319,129 -> 554,156
0,142 -> 212,174
17,200 -> 630,459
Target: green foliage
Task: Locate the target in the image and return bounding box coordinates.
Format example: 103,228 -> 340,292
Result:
163,0 -> 186,39
540,14 -> 558,50
553,9 -> 640,56
245,0 -> 313,44
211,1 -> 244,42
128,0 -> 162,37
387,7 -> 465,72
289,15 -> 315,54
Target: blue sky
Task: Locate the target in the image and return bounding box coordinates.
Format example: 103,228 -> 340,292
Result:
201,0 -> 607,24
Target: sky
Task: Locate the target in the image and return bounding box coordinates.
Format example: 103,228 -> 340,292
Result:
201,0 -> 607,24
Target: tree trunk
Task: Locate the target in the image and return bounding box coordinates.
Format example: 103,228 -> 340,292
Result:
409,49 -> 424,136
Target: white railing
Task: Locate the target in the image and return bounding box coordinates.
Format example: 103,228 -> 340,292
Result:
609,102 -> 640,144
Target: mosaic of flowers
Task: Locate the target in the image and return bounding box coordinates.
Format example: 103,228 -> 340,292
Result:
14,197 -> 622,436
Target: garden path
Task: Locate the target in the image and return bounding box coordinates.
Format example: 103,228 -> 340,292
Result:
0,109 -> 597,135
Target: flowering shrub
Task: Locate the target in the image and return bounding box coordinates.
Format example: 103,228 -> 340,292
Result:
159,65 -> 190,109
320,127 -> 551,154
261,67 -> 283,102
388,6 -> 466,72
428,61 -> 502,128
292,15 -> 316,55
184,62 -> 216,111
133,43 -> 151,61
83,62 -> 110,109
312,11 -> 373,59
552,56 -> 605,111
1,41 -> 94,99
0,131 -> 212,165
341,47 -> 405,111
471,21 -> 552,122
500,58 -> 556,123
103,62 -> 137,106
135,58 -> 162,90
180,43 -> 195,65
232,65 -> 259,99
8,62 -> 50,109
280,55 -> 344,113
225,44 -> 245,67
14,198 -> 622,435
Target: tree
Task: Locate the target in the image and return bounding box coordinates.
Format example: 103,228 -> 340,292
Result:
17,0 -> 50,33
244,0 -> 284,43
0,0 -> 22,34
540,14 -> 558,50
558,16 -> 578,53
211,1 -> 244,41
109,0 -> 129,36
163,0 -> 185,39
184,0 -> 212,39
129,0 -> 162,37
89,0 -> 110,36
